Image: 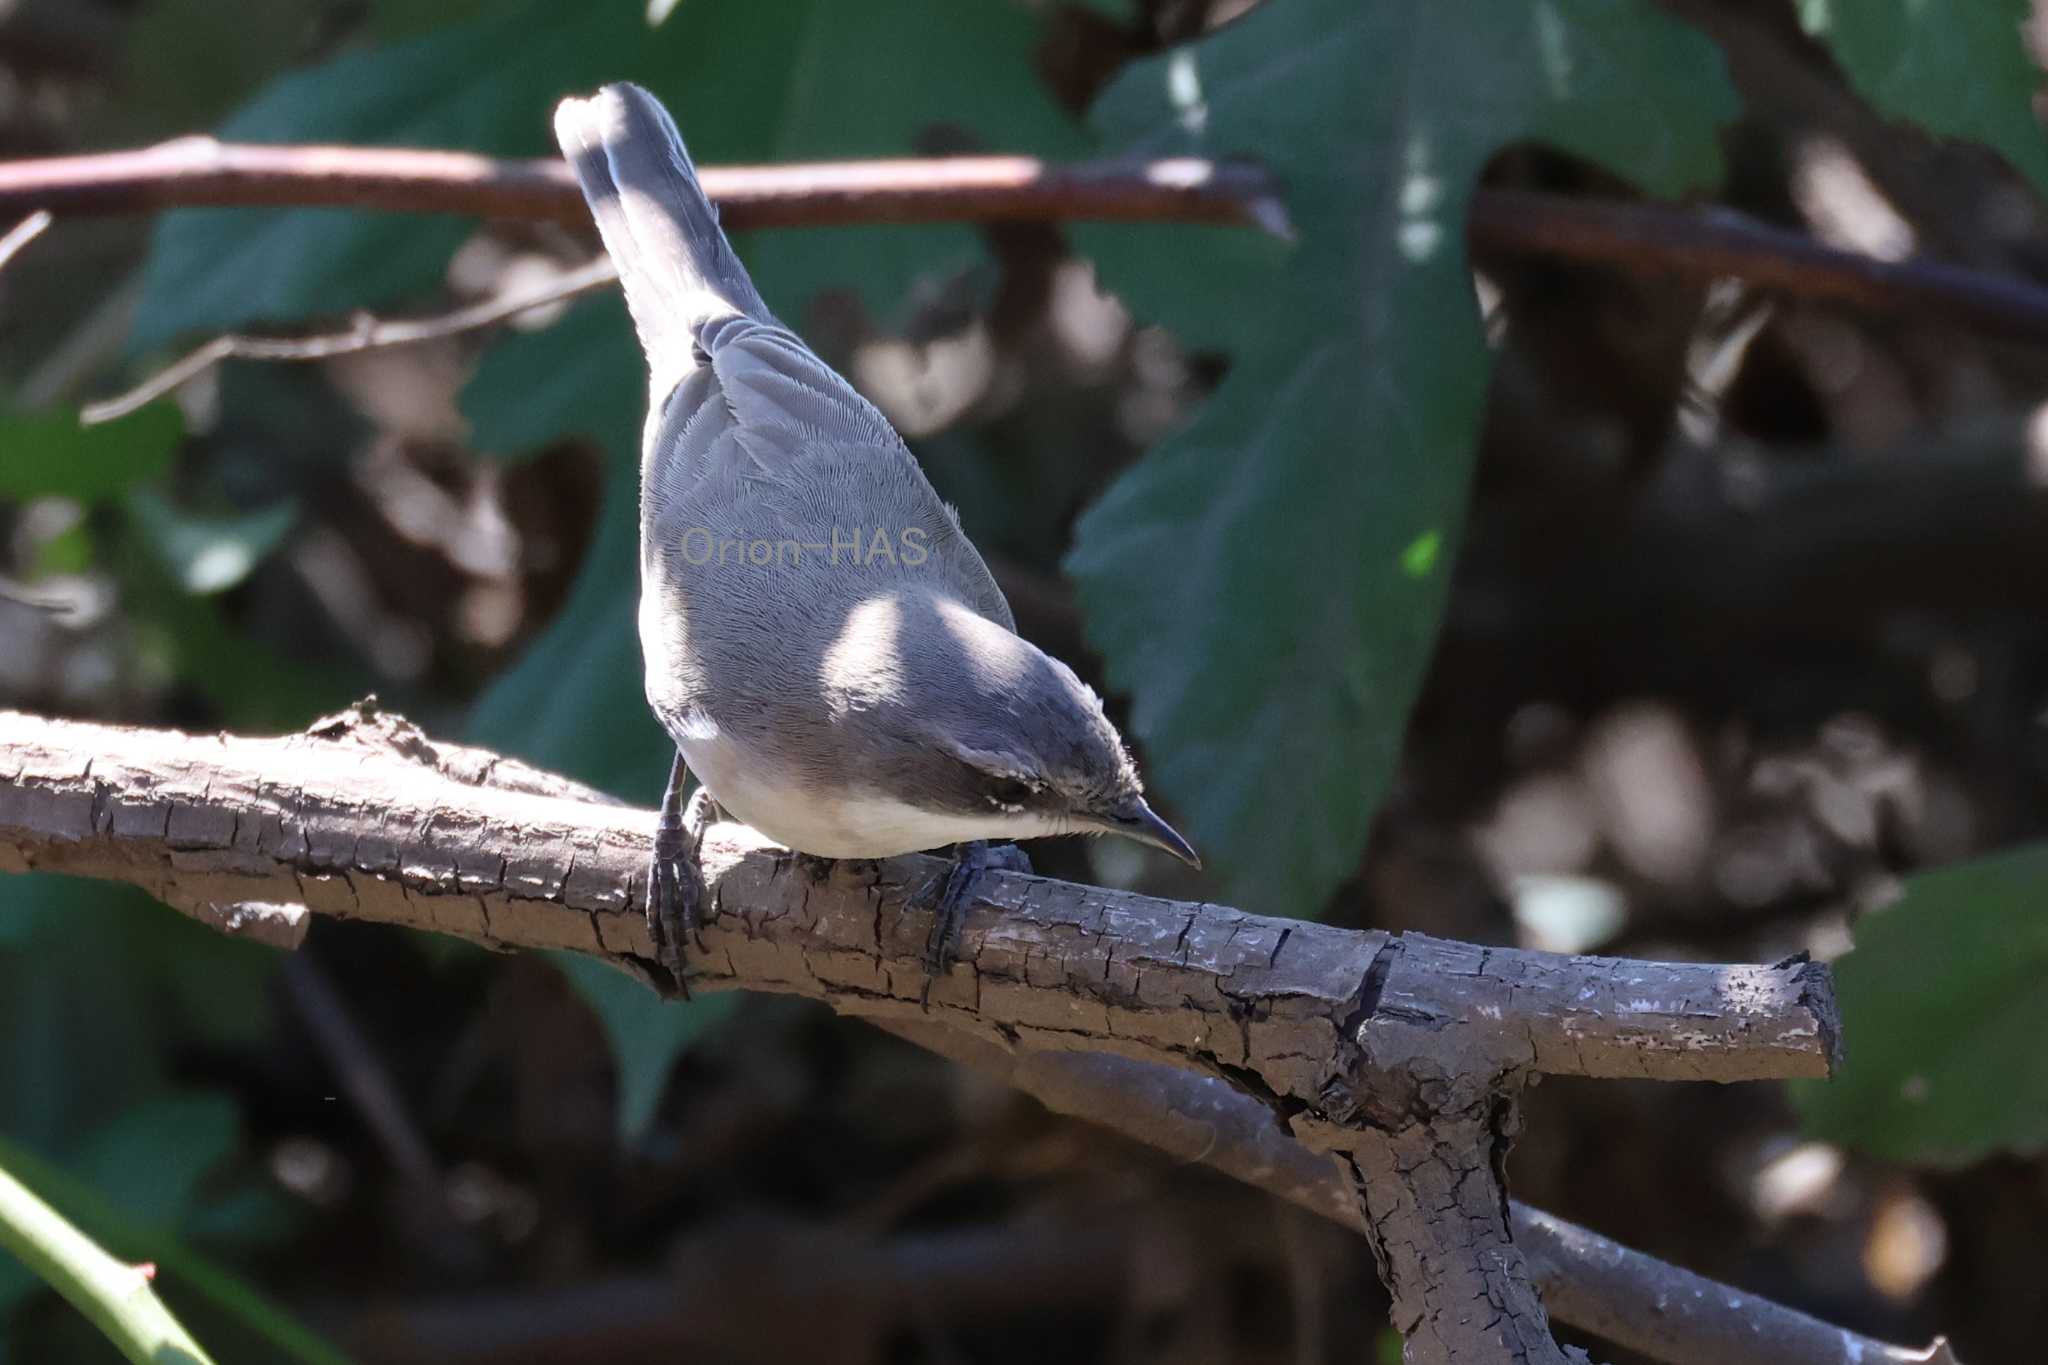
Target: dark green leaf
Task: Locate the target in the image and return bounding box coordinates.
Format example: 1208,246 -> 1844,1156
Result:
117,0 -> 320,133
1794,845 -> 2048,1165
550,954 -> 739,1144
1798,0 -> 2048,197
131,0 -> 642,349
464,295 -> 657,795
118,545 -> 346,732
464,301 -> 705,1139
463,296 -> 638,463
30,521 -> 93,578
0,882 -> 299,1343
134,0 -> 1081,347
737,0 -> 1086,326
1065,0 -> 1738,915
125,491 -> 298,595
0,881 -> 177,1154
0,1135 -> 344,1365
0,405 -> 181,503
71,1094 -> 240,1231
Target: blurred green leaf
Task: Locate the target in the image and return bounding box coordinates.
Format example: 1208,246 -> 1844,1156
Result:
465,301 -> 716,1137
124,491 -> 298,595
465,296 -> 638,462
1795,845 -> 2048,1165
550,954 -> 739,1144
0,879 -> 282,1149
1065,0 -> 1738,916
0,405 -> 181,503
1798,0 -> 2048,198
0,881 -> 311,1357
72,1096 -> 239,1235
0,1137 -> 345,1365
134,0 -> 1080,347
464,295 -> 657,793
132,0 -> 639,349
737,0 -> 1086,326
365,0 -> 497,41
121,559 -> 344,733
30,521 -> 93,578
0,882 -> 177,1156
118,0 -> 319,133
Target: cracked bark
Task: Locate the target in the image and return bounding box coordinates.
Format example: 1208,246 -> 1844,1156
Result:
882,1028 -> 1958,1365
0,704 -> 1888,1365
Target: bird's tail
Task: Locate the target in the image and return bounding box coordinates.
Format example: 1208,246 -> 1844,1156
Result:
553,83 -> 770,396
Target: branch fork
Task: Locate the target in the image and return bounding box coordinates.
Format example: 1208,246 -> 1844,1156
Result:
0,704 -> 1908,1365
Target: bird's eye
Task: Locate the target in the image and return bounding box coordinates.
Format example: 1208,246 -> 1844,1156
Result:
985,775 -> 1036,810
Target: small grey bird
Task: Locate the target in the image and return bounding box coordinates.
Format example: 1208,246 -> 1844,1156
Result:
553,83 -> 1197,994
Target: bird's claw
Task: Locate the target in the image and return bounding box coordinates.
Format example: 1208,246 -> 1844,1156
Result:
917,841 -> 1029,1007
789,851 -> 839,884
647,785 -> 721,1000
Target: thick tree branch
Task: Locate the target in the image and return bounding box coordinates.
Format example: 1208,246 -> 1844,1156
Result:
883,1028 -> 1954,1365
0,705 -> 1888,1364
0,706 -> 1833,1091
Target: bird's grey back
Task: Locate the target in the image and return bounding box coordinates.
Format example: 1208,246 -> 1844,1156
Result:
552,83 -> 1016,752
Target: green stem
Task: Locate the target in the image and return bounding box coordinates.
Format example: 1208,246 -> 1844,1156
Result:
0,1136 -> 349,1365
0,1152 -> 214,1364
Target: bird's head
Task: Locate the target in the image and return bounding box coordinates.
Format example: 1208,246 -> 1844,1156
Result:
824,592 -> 1198,866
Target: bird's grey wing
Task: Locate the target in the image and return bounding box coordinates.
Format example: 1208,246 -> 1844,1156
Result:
925,516 -> 1017,635
653,313 -> 899,489
554,82 -> 1011,630
653,329 -> 1018,634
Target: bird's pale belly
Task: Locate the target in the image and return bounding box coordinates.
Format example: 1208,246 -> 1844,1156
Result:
679,733 -> 1066,859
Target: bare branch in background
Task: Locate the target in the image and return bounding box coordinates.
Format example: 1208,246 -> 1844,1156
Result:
79,256 -> 619,423
0,138 -> 1289,234
4,141 -> 2047,356
0,210 -> 51,272
885,1025 -> 1956,1365
1471,188 -> 2048,348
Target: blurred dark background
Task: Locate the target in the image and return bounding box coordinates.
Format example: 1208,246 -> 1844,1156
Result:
1,0 -> 2045,1361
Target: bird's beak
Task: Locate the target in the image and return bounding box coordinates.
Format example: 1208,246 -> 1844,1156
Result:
1101,798 -> 1201,868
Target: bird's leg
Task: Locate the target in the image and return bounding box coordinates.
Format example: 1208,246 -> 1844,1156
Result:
649,751 -> 722,999
918,840 -> 1031,1006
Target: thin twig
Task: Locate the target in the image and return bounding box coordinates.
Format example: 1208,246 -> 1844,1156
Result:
281,954 -> 443,1192
80,255 -> 617,423
1471,188 -> 2048,347
0,577 -> 73,614
0,137 -> 1289,234
0,209 -> 51,272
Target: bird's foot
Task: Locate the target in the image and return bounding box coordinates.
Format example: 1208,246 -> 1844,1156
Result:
789,851 -> 840,884
917,841 -> 1030,1007
648,786 -> 723,1000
